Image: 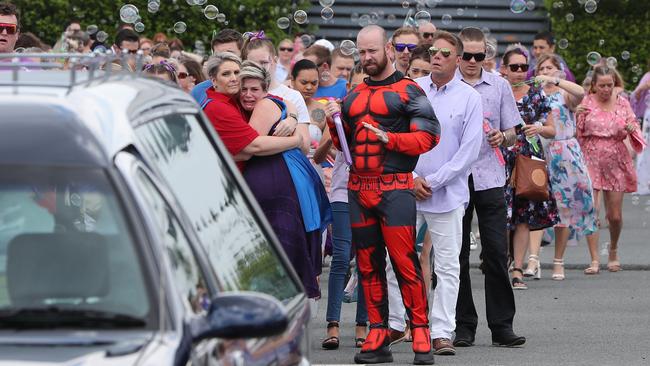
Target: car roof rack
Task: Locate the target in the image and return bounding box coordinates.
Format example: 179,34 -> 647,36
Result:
0,51 -> 147,94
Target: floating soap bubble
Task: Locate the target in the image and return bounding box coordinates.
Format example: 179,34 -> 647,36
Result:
358,14 -> 371,27
633,77 -> 639,83
185,0 -> 195,5
216,13 -> 226,23
510,0 -> 526,14
598,39 -> 605,46
558,39 -> 569,49
387,14 -> 396,23
457,8 -> 464,16
441,14 -> 452,25
195,0 -> 207,5
120,4 -> 139,24
584,0 -> 597,13
414,10 -> 431,24
319,0 -> 335,6
486,43 -> 497,59
351,13 -> 359,22
553,1 -> 564,8
369,12 -> 379,24
632,64 -> 641,74
86,24 -> 98,34
301,34 -> 313,47
321,71 -> 331,82
402,1 -> 410,9
173,21 -> 187,34
147,2 -> 159,13
606,57 -> 617,68
565,13 -> 574,22
340,40 -> 356,56
134,22 -> 145,32
321,7 -> 334,20
621,51 -> 631,60
481,27 -> 491,36
526,0 -> 536,11
277,17 -> 290,29
204,5 -> 218,19
586,51 -> 601,66
633,195 -> 641,205
294,10 -> 308,24
96,31 -> 108,43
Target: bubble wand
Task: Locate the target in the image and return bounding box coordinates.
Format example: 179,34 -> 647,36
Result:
483,113 -> 505,166
315,98 -> 353,165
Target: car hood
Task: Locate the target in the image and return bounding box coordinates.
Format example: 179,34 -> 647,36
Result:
0,330 -> 166,365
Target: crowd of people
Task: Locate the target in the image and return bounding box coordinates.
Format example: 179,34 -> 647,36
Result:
2,1 -> 649,364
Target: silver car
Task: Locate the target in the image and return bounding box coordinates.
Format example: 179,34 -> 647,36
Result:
0,58 -> 310,366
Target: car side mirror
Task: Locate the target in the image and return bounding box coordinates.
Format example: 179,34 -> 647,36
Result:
191,291 -> 289,341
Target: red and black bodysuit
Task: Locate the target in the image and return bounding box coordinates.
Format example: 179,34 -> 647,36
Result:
328,71 -> 440,361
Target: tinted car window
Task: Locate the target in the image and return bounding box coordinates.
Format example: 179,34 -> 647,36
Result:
0,166 -> 151,326
134,169 -> 210,314
135,114 -> 301,301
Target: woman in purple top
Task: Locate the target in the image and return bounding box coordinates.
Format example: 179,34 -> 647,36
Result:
502,48 -> 559,290
630,66 -> 650,194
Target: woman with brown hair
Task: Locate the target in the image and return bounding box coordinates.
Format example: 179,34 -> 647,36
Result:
576,65 -> 640,272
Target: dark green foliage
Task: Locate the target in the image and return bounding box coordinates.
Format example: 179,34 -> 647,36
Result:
544,0 -> 650,88
12,0 -> 312,51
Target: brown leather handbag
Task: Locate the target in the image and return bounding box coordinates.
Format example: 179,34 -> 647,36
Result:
510,154 -> 549,202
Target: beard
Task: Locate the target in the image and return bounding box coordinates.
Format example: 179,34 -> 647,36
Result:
362,52 -> 388,77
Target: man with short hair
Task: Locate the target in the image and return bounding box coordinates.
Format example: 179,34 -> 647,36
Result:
330,47 -> 355,80
417,21 -> 437,45
327,24 -> 440,365
387,30 -> 484,357
528,31 -> 575,82
303,44 -> 347,100
111,28 -> 139,71
211,28 -> 243,56
0,1 -> 20,54
454,26 -> 526,349
390,27 -> 421,75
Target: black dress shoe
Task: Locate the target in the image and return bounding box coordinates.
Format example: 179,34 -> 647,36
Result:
453,332 -> 475,347
491,331 -> 526,347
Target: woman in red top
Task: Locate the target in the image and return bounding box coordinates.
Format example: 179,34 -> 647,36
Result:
201,52 -> 302,170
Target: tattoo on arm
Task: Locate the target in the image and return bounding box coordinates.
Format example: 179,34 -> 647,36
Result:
311,108 -> 326,124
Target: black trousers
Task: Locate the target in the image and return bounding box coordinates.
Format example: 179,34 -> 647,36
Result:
455,175 -> 515,335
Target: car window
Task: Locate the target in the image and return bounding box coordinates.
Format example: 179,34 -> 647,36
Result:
135,114 -> 301,302
0,166 -> 152,327
134,169 -> 210,314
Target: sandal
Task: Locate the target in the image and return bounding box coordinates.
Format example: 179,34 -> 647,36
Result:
584,260 -> 600,275
551,258 -> 565,281
524,254 -> 541,280
511,268 -> 528,290
607,249 -> 621,272
322,321 -> 340,350
355,322 -> 367,348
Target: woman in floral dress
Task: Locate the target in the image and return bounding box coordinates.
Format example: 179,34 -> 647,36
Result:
525,54 -> 599,280
502,48 -> 559,289
577,65 -> 640,273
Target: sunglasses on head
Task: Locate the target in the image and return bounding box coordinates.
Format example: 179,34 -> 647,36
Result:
428,46 -> 452,58
279,47 -> 294,52
508,63 -> 529,72
422,32 -> 435,39
462,52 -> 486,62
0,23 -> 18,35
394,43 -> 417,53
177,72 -> 189,79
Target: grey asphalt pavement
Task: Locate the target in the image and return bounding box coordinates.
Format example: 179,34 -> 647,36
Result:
310,194 -> 650,365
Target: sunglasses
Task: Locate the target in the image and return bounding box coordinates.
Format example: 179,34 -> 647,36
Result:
428,46 -> 452,58
124,49 -> 138,55
508,63 -> 529,72
462,52 -> 486,62
394,43 -> 418,53
178,72 -> 189,79
0,23 -> 18,35
279,47 -> 294,52
422,32 -> 435,39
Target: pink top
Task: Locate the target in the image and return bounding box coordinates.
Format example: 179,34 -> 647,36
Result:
577,94 -> 638,140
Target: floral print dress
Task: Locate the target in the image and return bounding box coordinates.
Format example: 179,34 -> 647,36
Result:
545,91 -> 597,242
503,85 -> 560,231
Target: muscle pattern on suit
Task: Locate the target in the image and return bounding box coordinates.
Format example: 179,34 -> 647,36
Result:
328,72 -> 440,351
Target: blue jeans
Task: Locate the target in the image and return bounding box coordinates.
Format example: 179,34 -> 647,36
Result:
326,201 -> 368,324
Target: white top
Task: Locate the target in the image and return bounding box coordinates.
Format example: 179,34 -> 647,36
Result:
270,84 -> 310,124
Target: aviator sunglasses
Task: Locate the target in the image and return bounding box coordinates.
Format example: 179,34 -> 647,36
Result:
0,23 -> 18,35
428,46 -> 452,57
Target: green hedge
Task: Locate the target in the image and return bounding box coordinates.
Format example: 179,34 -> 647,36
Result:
13,0 -> 312,51
544,0 -> 649,88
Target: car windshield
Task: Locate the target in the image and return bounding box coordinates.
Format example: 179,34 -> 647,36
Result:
0,166 -> 153,329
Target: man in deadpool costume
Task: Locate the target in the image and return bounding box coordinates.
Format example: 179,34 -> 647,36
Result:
326,25 -> 440,365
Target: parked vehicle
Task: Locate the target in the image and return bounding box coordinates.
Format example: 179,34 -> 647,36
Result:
0,55 -> 310,366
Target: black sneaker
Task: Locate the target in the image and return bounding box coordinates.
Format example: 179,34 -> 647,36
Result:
354,346 -> 393,364
491,331 -> 526,347
413,351 -> 435,365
